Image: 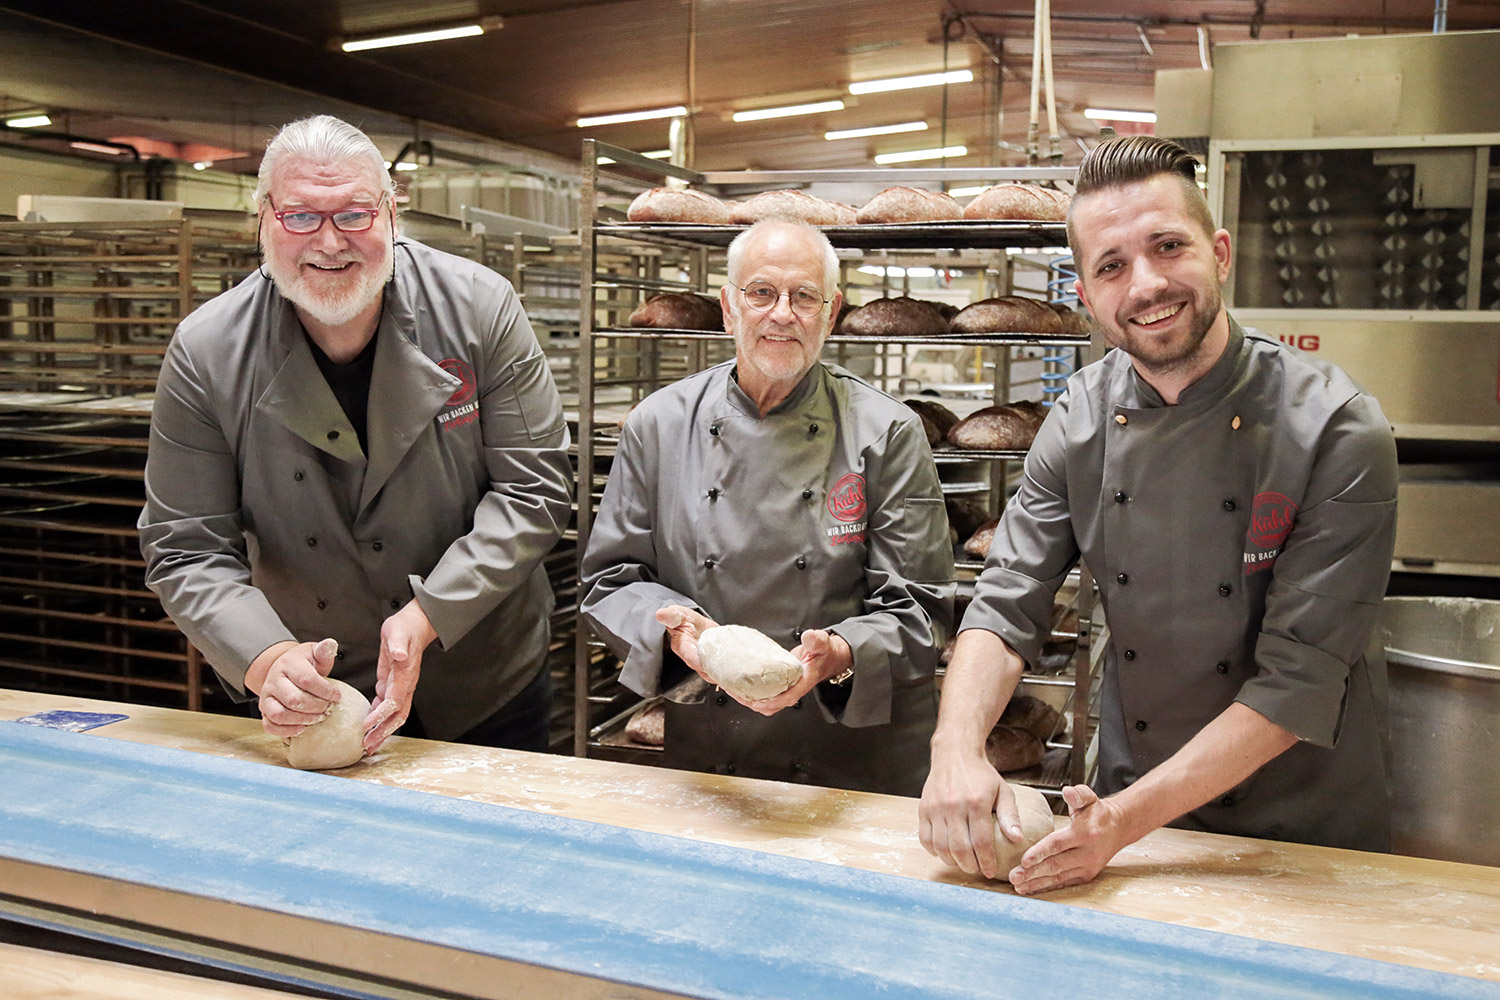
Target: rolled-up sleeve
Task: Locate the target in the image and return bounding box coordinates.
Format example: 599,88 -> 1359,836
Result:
960,396 -> 1080,667
1237,393 -> 1398,746
412,286 -> 573,647
138,334 -> 293,695
826,415 -> 956,726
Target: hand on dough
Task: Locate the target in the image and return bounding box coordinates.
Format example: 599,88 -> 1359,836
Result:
254,637 -> 342,739
655,605 -> 718,676
1008,783 -> 1125,895
363,599 -> 438,755
745,629 -> 852,716
918,745 -> 1009,878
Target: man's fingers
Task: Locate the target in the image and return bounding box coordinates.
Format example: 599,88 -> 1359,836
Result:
310,637 -> 339,674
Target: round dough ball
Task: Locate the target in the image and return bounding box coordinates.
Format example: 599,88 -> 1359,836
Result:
994,782 -> 1056,881
696,624 -> 804,702
285,678 -> 371,771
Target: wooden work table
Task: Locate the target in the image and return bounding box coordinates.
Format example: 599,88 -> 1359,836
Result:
3,689 -> 1498,985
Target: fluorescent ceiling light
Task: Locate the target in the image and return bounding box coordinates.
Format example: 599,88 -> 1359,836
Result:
948,185 -> 988,198
858,265 -> 938,278
824,121 -> 927,141
597,150 -> 671,165
393,161 -> 420,171
1083,108 -> 1157,123
4,114 -> 51,129
874,145 -> 967,164
69,141 -> 126,155
733,100 -> 845,123
341,22 -> 490,52
576,105 -> 687,127
849,70 -> 973,95
192,161 -> 212,171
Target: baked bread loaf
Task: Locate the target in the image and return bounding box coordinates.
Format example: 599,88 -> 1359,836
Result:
904,398 -> 960,447
1049,300 -> 1091,335
627,187 -> 731,224
963,517 -> 1000,559
731,189 -> 848,226
948,400 -> 1047,451
962,183 -> 1070,221
985,725 -> 1045,773
951,296 -> 1064,335
945,495 -> 992,539
856,186 -> 962,224
1000,694 -> 1064,743
629,292 -> 724,331
830,299 -> 856,334
840,297 -> 951,337
624,702 -> 665,746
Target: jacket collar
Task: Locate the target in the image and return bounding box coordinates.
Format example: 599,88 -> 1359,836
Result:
1117,313 -> 1248,410
724,361 -> 830,419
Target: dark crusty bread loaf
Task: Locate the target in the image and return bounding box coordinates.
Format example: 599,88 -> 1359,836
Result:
904,398 -> 960,447
731,189 -> 849,226
627,187 -> 731,224
963,517 -> 1000,559
841,297 -> 951,337
1000,694 -> 1064,742
856,186 -> 963,224
951,296 -> 1064,334
948,400 -> 1047,451
945,495 -> 992,539
624,702 -> 665,746
1048,300 -> 1092,335
985,724 -> 1045,772
628,292 -> 724,331
962,183 -> 1070,221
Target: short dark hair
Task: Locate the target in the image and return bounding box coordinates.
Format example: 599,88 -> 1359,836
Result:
1066,135 -> 1215,252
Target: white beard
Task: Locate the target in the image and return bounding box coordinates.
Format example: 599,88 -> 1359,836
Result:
265,246 -> 392,327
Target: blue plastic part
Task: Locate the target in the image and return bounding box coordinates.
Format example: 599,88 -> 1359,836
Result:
0,722 -> 1494,1000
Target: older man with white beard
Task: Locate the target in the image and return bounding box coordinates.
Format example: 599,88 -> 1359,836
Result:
581,219 -> 954,795
140,115 -> 572,755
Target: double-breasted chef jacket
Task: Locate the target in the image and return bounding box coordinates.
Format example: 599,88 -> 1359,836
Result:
139,238 -> 573,740
964,318 -> 1398,852
581,360 -> 955,796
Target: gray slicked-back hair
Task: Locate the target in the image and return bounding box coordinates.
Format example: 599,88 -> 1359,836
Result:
726,218 -> 840,293
253,115 -> 394,208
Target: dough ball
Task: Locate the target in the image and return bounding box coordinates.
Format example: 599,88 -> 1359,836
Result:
285,678 -> 370,771
994,782 -> 1056,881
696,624 -> 804,702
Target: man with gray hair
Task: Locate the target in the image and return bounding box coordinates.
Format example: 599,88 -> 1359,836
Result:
140,115 -> 572,755
581,219 -> 954,794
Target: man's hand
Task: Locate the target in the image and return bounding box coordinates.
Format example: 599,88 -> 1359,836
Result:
1008,784 -> 1129,894
246,637 -> 341,739
919,740 -> 1016,879
363,600 -> 439,754
745,629 -> 852,716
655,605 -> 718,675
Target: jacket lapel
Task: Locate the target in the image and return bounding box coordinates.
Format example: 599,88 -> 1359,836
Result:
256,299 -> 365,464
358,280 -> 459,514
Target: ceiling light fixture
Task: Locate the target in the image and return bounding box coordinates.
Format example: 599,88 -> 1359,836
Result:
1083,108 -> 1157,123
849,70 -> 973,95
68,141 -> 127,155
874,145 -> 967,164
192,161 -> 212,171
576,105 -> 688,127
732,100 -> 845,123
339,18 -> 500,53
824,121 -> 927,141
597,149 -> 672,165
4,114 -> 52,129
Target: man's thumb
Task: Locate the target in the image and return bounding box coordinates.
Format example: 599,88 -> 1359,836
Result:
312,637 -> 339,674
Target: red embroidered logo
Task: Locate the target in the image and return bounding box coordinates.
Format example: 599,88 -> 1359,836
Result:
438,358 -> 476,406
827,473 -> 867,523
1249,492 -> 1298,549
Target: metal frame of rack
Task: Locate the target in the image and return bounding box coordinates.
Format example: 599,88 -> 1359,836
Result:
573,140 -> 1101,791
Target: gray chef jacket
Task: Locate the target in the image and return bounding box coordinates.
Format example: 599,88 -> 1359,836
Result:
964,318 -> 1397,851
580,361 -> 955,795
139,237 -> 573,740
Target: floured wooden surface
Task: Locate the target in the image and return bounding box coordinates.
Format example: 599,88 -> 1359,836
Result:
4,689 -> 1498,982
0,942 -> 309,1000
